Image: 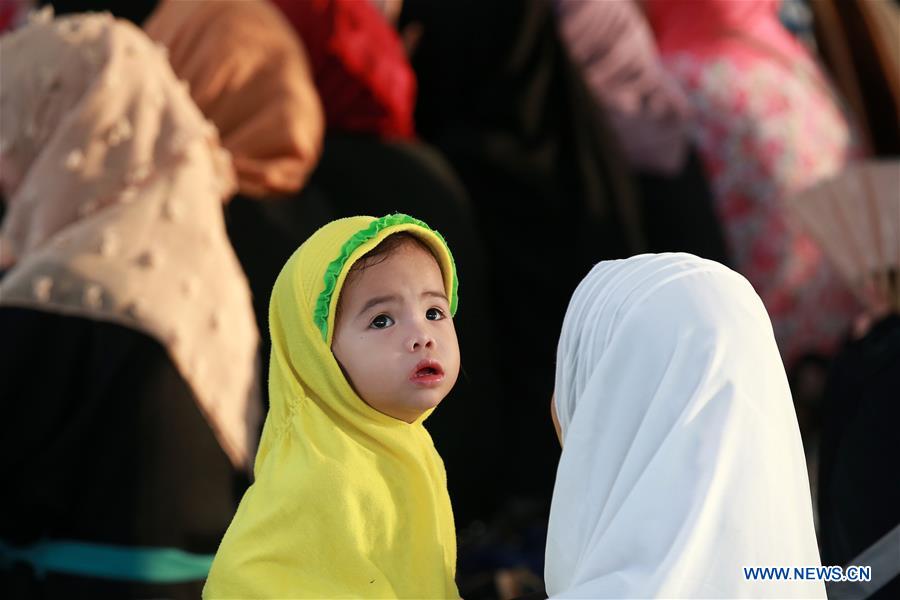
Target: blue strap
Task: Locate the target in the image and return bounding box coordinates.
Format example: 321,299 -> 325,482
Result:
0,539 -> 214,583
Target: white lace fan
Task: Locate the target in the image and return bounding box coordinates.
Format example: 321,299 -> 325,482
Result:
787,159 -> 900,313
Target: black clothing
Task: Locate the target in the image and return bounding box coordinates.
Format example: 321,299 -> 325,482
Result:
637,148 -> 731,266
818,314 -> 900,599
36,0 -> 159,26
0,308 -> 244,599
402,0 -> 646,500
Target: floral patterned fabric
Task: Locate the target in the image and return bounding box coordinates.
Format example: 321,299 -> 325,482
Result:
648,0 -> 860,365
668,56 -> 859,365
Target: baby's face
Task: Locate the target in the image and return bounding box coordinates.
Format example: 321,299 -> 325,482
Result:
331,241 -> 460,423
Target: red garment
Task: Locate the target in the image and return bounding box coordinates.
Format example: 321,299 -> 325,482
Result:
0,0 -> 27,34
270,0 -> 415,139
647,0 -> 797,64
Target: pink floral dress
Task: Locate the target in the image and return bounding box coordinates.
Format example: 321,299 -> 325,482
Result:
647,0 -> 860,366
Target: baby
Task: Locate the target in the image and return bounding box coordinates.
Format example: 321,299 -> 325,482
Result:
331,231 -> 461,424
204,214 -> 461,598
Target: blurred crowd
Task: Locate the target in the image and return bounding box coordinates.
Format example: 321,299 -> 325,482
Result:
1,0 -> 898,598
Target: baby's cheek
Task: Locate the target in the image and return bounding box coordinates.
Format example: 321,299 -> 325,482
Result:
354,358 -> 390,393
443,346 -> 462,389
447,329 -> 462,373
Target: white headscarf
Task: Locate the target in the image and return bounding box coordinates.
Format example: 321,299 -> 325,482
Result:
546,253 -> 824,598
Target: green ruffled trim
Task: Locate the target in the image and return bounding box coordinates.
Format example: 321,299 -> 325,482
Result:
314,213 -> 458,341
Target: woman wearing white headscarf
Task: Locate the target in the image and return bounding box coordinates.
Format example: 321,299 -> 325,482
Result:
546,253 -> 824,598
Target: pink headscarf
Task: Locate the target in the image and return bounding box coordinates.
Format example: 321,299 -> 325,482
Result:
0,11 -> 260,468
555,0 -> 690,174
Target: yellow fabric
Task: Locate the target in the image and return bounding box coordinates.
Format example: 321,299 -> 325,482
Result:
204,216 -> 459,599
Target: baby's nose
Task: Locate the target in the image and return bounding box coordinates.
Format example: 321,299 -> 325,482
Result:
408,332 -> 435,352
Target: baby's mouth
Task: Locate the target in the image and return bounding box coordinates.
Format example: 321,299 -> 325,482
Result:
410,359 -> 445,384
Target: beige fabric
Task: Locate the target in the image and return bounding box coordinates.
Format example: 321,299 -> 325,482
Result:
145,0 -> 324,199
0,10 -> 260,469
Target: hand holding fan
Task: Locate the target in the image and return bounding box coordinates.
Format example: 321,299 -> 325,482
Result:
787,160 -> 900,315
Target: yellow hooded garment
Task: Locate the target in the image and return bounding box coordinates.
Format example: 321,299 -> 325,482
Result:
204,214 -> 460,599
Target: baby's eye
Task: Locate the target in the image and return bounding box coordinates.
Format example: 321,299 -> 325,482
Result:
370,314 -> 395,329
425,307 -> 445,321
